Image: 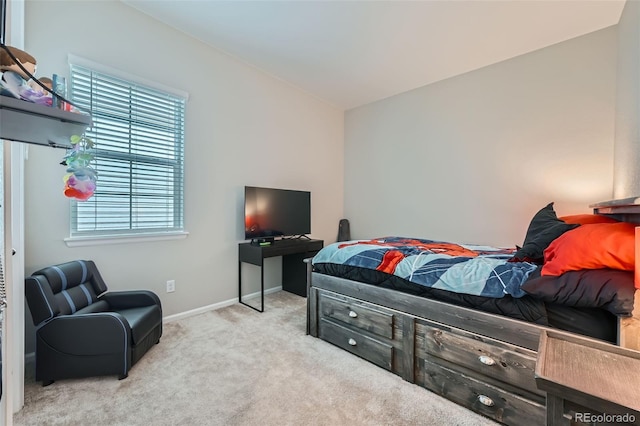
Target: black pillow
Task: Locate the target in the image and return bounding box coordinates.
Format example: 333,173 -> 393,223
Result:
521,268 -> 636,316
512,202 -> 578,264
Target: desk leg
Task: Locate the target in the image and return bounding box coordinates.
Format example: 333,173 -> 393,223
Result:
260,259 -> 264,312
238,261 -> 265,313
546,394 -> 566,426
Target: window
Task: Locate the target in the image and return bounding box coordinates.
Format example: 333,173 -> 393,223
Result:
68,58 -> 186,241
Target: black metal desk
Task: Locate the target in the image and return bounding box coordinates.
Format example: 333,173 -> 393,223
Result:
238,238 -> 323,312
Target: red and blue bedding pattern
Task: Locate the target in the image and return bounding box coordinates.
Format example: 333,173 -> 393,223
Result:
312,237 -> 539,298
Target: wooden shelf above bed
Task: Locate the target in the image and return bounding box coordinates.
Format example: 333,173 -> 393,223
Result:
591,197 -> 640,221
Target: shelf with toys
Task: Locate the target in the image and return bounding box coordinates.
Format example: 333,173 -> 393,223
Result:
0,45 -> 91,148
0,95 -> 91,148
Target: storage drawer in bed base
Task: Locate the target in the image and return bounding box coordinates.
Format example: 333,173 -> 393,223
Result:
319,318 -> 394,371
416,320 -> 542,397
319,292 -> 394,339
417,358 -> 545,425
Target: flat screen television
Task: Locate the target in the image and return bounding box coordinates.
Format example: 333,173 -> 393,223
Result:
244,186 -> 311,241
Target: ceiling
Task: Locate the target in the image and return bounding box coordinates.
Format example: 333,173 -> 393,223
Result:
122,0 -> 626,110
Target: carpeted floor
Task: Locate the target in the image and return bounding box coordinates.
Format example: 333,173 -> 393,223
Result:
14,291 -> 497,426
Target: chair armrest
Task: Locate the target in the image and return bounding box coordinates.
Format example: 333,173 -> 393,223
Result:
100,290 -> 162,311
38,313 -> 132,355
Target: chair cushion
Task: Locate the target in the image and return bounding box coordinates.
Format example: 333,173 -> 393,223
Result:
115,305 -> 162,345
74,300 -> 110,315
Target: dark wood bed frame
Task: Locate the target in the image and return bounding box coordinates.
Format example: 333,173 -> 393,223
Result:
306,200 -> 640,425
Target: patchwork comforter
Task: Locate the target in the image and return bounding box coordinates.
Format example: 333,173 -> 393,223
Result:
312,237 -> 539,298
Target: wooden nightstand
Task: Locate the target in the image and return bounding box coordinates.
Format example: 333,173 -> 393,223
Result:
535,330 -> 640,425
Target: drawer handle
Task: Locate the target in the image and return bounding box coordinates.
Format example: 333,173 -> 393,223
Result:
478,355 -> 496,366
349,310 -> 358,318
348,338 -> 357,346
477,395 -> 494,407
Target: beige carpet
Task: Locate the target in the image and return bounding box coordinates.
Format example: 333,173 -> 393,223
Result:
14,291 -> 497,426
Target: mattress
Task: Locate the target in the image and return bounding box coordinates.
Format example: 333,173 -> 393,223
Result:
313,263 -> 622,343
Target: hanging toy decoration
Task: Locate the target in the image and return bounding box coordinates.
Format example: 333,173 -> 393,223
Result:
62,134 -> 97,201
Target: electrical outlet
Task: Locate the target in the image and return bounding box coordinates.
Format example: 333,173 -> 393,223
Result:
166,280 -> 175,293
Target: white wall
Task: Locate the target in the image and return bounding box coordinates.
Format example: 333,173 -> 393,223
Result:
344,27 -> 617,247
23,1 -> 344,317
614,0 -> 640,198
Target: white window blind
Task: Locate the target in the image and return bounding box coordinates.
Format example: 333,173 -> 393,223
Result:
69,63 -> 185,238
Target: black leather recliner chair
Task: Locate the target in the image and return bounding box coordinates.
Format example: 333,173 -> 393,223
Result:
25,260 -> 162,386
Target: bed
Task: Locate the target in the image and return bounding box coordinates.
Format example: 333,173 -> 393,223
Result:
306,201 -> 640,425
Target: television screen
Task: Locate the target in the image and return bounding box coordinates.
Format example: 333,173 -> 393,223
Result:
244,186 -> 311,240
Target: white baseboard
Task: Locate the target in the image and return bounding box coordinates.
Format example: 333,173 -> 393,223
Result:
162,286 -> 282,323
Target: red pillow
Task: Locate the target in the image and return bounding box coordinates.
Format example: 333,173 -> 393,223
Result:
559,214 -> 619,225
541,222 -> 636,277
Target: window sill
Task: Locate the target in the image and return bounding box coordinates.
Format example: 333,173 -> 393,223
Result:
64,231 -> 189,247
